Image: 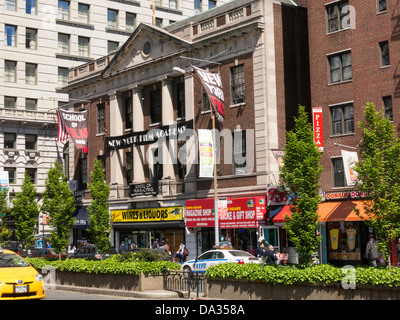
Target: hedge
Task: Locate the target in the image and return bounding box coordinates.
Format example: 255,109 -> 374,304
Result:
26,256 -> 181,276
206,263 -> 400,287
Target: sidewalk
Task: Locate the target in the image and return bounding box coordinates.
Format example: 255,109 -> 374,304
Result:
52,284 -> 182,299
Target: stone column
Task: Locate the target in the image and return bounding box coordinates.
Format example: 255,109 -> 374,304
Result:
108,91 -> 124,199
132,86 -> 145,183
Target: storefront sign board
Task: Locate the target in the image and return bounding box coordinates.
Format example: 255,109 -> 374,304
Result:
111,207 -> 183,223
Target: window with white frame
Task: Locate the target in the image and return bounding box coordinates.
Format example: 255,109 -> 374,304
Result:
5,25 -> 16,47
25,63 -> 37,85
25,134 -> 37,150
330,103 -> 354,136
97,103 -> 105,134
169,0 -> 177,9
208,0 -> 216,9
126,12 -> 136,31
328,51 -> 352,84
78,3 -> 90,24
26,0 -> 36,14
58,67 -> 69,88
58,0 -> 70,20
4,167 -> 16,184
379,41 -> 390,66
383,96 -> 393,119
194,0 -> 202,13
4,133 -> 16,149
378,0 -> 386,12
107,9 -> 118,28
58,33 -> 70,54
26,28 -> 37,49
5,0 -> 16,11
5,60 -> 17,82
78,36 -> 90,57
108,41 -> 119,53
231,65 -> 245,104
233,130 -> 247,175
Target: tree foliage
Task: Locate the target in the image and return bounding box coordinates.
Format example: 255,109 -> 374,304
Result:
87,159 -> 111,255
0,186 -> 11,242
280,105 -> 323,266
12,171 -> 39,247
354,102 -> 400,266
42,161 -> 76,259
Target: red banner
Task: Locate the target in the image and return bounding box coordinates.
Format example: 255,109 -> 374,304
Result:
56,109 -> 89,153
312,107 -> 323,151
186,196 -> 266,228
193,66 -> 225,126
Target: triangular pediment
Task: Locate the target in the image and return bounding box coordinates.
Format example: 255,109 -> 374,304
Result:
102,23 -> 191,77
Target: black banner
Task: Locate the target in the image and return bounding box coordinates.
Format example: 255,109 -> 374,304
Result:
129,182 -> 158,197
105,119 -> 193,150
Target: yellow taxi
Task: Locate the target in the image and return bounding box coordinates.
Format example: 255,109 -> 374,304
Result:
0,247 -> 46,300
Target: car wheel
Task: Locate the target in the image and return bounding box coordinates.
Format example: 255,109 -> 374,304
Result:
183,265 -> 192,279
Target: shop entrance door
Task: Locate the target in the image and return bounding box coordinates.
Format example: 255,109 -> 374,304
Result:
261,226 -> 279,250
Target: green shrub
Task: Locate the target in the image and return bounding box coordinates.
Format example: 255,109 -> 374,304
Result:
206,263 -> 400,287
27,257 -> 181,275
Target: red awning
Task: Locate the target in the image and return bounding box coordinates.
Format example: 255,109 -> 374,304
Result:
272,205 -> 294,223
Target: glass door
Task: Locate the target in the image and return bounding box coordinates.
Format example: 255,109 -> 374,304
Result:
262,226 -> 280,250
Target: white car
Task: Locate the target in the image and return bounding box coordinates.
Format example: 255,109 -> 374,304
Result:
181,249 -> 259,274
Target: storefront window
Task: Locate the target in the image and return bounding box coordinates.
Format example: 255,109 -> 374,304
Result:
327,221 -> 361,263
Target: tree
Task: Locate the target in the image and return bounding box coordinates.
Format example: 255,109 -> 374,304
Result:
280,105 -> 323,266
42,161 -> 76,259
12,171 -> 39,247
354,102 -> 400,268
0,186 -> 11,243
87,159 -> 111,256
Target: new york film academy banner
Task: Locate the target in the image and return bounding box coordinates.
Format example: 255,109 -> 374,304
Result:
186,197 -> 266,229
193,66 -> 225,126
57,109 -> 89,154
104,120 -> 193,150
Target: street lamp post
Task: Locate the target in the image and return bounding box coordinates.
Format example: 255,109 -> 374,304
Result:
173,66 -> 220,247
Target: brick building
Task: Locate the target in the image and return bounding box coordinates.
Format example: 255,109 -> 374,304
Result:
63,0 -> 309,257
305,0 -> 398,265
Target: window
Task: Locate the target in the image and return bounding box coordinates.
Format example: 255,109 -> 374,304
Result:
4,96 -> 16,109
194,0 -> 202,14
326,1 -> 349,33
58,0 -> 70,20
97,103 -> 105,134
26,0 -> 36,14
233,130 -> 247,175
208,0 -> 216,9
4,133 -> 16,149
126,152 -> 133,184
125,96 -> 132,130
5,0 -> 16,11
25,98 -> 37,110
231,65 -> 245,104
126,12 -> 136,31
330,103 -> 354,135
26,28 -> 37,49
78,3 -> 90,24
25,134 -> 37,150
379,41 -> 390,66
25,63 -> 37,85
26,168 -> 37,184
151,148 -> 163,182
332,158 -> 346,187
5,60 -> 17,82
58,67 -> 69,87
155,18 -> 163,27
78,36 -> 90,57
328,51 -> 352,84
79,158 -> 87,190
4,168 -> 16,184
150,90 -> 162,124
177,141 -> 186,180
169,0 -> 177,9
177,82 -> 185,118
108,41 -> 119,53
108,9 -> 118,28
378,0 -> 386,12
58,33 -> 70,54
202,88 -> 211,111
5,25 -> 16,47
383,96 -> 393,119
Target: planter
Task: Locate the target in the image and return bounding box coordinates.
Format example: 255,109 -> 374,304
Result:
206,277 -> 400,300
54,271 -> 164,292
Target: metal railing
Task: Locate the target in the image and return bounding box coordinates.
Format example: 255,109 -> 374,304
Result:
163,268 -> 205,299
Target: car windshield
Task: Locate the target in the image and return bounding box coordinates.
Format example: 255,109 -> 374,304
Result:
228,250 -> 254,257
0,253 -> 29,268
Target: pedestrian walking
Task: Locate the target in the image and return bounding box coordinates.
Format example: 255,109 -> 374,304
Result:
365,235 -> 379,267
282,249 -> 289,265
119,241 -> 126,254
67,243 -> 76,254
265,245 -> 278,265
173,241 -> 186,263
255,239 -> 268,261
